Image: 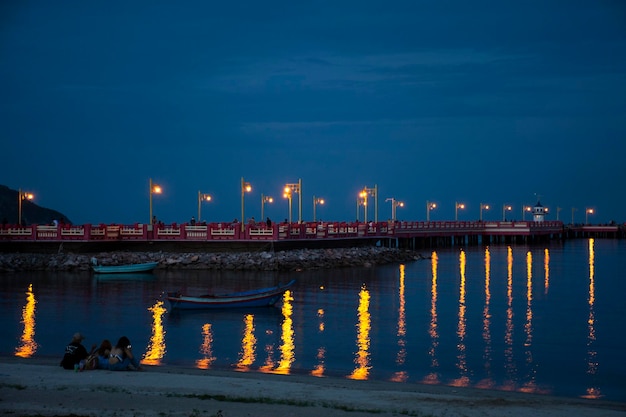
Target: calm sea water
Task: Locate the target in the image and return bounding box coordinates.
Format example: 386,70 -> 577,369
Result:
2,238 -> 625,402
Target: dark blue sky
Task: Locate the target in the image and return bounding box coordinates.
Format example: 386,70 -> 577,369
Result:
2,1 -> 625,225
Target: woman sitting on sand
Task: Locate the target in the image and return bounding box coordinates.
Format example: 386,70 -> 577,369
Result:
108,336 -> 142,371
94,339 -> 112,370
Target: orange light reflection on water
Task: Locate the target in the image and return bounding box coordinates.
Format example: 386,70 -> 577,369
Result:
348,284 -> 371,380
311,308 -> 326,377
582,238 -> 602,399
196,323 -> 216,370
391,264 -> 407,382
236,314 -> 256,370
423,251 -> 439,385
274,290 -> 295,375
544,248 -> 550,294
476,247 -> 494,390
141,300 -> 167,366
15,283 -> 38,358
451,250 -> 469,387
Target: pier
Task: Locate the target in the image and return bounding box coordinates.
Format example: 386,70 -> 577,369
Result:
1,220 -> 621,253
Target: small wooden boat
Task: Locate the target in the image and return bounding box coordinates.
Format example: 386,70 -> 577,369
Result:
92,261 -> 159,274
167,280 -> 296,310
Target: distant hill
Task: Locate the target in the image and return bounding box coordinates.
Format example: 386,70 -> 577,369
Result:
0,185 -> 72,226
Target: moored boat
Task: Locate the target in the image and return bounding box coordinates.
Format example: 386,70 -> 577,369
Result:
167,280 -> 296,310
92,261 -> 159,274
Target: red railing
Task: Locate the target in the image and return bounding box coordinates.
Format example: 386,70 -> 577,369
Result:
0,220 -> 565,243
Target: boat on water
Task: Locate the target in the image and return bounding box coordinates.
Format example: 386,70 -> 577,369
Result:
91,260 -> 159,274
167,280 -> 296,310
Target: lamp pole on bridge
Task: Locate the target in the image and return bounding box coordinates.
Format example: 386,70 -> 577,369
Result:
360,185 -> 378,223
522,205 -> 532,221
17,188 -> 34,226
312,196 -> 325,222
197,191 -> 211,222
149,178 -> 162,225
241,177 -> 252,232
385,198 -> 404,222
585,208 -> 594,225
455,202 -> 465,221
426,201 -> 437,222
571,207 -> 578,225
502,204 -> 512,221
479,203 -> 490,221
283,179 -> 301,223
261,194 -> 273,221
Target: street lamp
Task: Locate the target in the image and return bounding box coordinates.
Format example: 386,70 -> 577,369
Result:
197,191 -> 212,222
455,202 -> 465,221
571,207 -> 578,224
356,197 -> 365,221
313,196 -> 325,221
522,205 -> 532,221
502,204 -> 512,221
360,185 -> 378,223
426,201 -> 437,222
149,178 -> 162,224
385,198 -> 404,222
261,194 -> 273,221
17,188 -> 34,226
479,203 -> 490,221
585,208 -> 594,225
284,179 -> 302,223
241,177 -> 252,231
556,207 -> 562,221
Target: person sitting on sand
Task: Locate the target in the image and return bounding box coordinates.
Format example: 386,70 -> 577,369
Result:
60,332 -> 95,370
108,336 -> 142,371
94,339 -> 113,370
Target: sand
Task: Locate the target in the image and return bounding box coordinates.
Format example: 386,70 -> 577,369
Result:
0,357 -> 624,417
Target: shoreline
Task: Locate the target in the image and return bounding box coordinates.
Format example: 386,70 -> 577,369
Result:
1,356 -> 624,417
0,246 -> 427,272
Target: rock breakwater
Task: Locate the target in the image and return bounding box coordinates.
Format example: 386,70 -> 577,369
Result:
0,247 -> 429,272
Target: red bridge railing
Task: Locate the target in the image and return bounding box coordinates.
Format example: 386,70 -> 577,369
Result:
0,220 -> 566,243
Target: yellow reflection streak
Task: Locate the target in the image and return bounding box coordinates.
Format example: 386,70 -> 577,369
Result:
476,247 -> 494,389
543,248 -> 550,294
311,308 -> 326,377
142,300 -> 167,365
424,251 -> 439,384
391,264 -> 408,382
236,314 -> 256,370
520,251 -> 538,393
275,290 -> 295,374
583,238 -> 601,399
504,246 -> 517,389
348,284 -> 371,380
196,323 -> 216,369
15,284 -> 38,358
451,250 -> 469,387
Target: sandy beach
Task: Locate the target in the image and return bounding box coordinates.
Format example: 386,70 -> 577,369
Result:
0,357 -> 624,417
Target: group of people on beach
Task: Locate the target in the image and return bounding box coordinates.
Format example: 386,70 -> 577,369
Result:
60,332 -> 142,371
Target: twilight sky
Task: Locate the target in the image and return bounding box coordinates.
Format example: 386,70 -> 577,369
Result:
2,1 -> 625,225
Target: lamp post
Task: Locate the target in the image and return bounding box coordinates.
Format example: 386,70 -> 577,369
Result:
585,208 -> 594,225
360,185 -> 378,223
385,198 -> 404,222
149,178 -> 162,224
556,207 -> 562,221
241,177 -> 251,232
356,197 -> 364,221
455,202 -> 465,221
284,179 -> 302,223
261,194 -> 273,221
197,191 -> 211,222
502,204 -> 512,221
426,201 -> 437,222
17,188 -> 34,226
479,203 -> 490,221
571,207 -> 578,224
522,205 -> 532,221
313,196 -> 325,221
